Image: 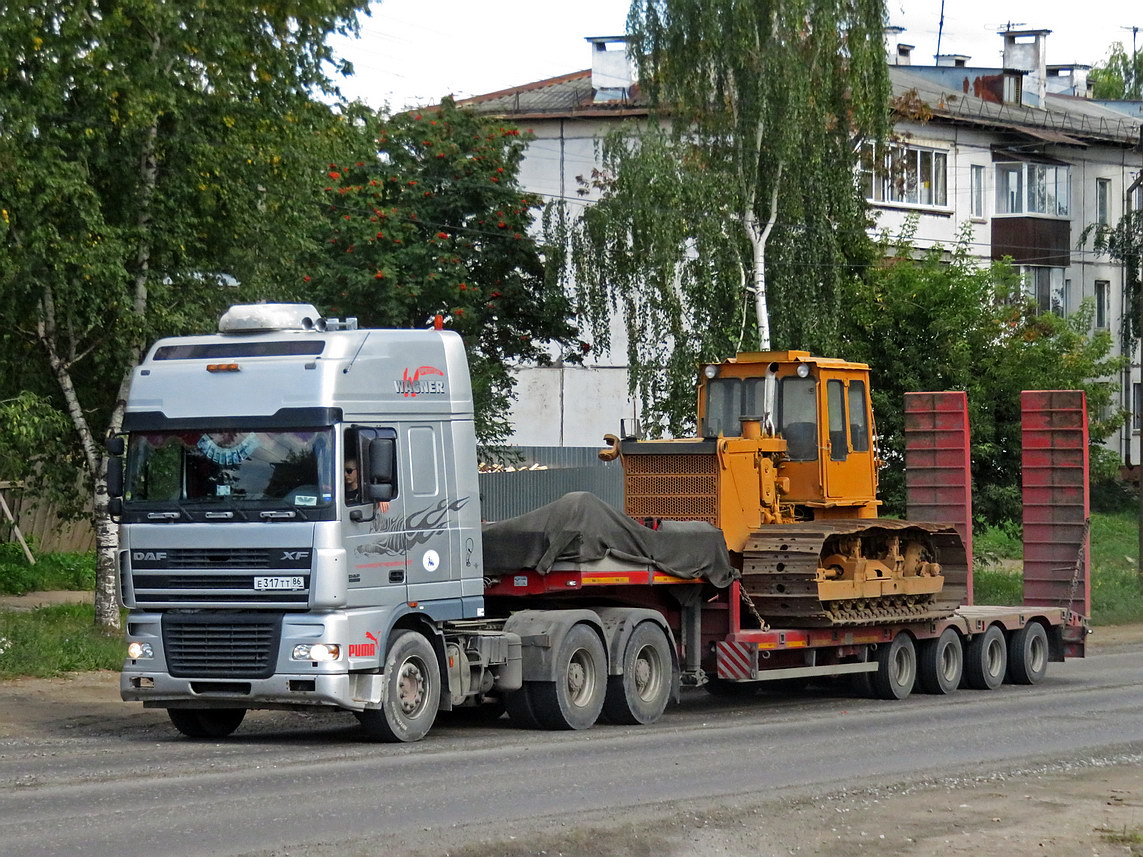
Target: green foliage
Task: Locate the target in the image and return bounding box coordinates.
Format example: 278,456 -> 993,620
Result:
972,567 -> 1025,607
1083,210 -> 1143,343
0,603 -> 123,678
0,545 -> 95,595
558,0 -> 890,434
974,521 -> 1023,565
1090,42 -> 1143,100
848,223 -> 1124,525
308,99 -> 581,444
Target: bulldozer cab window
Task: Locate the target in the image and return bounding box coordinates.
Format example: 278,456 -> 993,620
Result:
827,380 -> 847,461
703,378 -> 741,437
848,381 -> 869,452
779,377 -> 818,461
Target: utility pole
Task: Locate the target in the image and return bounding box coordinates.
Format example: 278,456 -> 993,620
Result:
1121,25 -> 1140,100
1132,128 -> 1143,581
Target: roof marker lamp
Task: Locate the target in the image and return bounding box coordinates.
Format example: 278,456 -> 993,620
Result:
292,643 -> 340,662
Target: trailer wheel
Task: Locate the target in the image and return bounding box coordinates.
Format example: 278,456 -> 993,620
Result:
356,630 -> 440,742
917,628 -> 963,694
167,708 -> 246,739
1007,622 -> 1049,685
602,622 -> 672,725
530,624 -> 606,730
870,633 -> 916,700
963,625 -> 1007,690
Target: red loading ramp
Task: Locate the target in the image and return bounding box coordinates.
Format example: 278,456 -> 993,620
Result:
904,392 -> 973,603
1021,390 -> 1090,617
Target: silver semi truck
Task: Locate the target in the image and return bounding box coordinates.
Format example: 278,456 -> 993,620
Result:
113,304 -> 1086,742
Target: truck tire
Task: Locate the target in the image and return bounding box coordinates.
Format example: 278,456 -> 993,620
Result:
167,708 -> 246,739
504,684 -> 544,729
530,624 -> 606,730
917,628 -> 963,695
1007,622 -> 1049,685
356,630 -> 440,742
602,622 -> 672,725
870,633 -> 916,700
963,625 -> 1007,690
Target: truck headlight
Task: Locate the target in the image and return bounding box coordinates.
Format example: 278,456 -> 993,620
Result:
127,642 -> 154,659
292,643 -> 340,662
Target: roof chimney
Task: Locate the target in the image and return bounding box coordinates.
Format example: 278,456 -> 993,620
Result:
585,36 -> 634,102
935,54 -> 971,68
1047,64 -> 1093,98
1001,28 -> 1051,106
884,26 -> 912,66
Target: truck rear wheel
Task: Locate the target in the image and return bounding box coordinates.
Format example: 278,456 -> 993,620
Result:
917,628 -> 963,694
1007,622 -> 1049,685
530,624 -> 606,730
870,633 -> 916,700
357,630 -> 440,742
602,622 -> 671,725
167,708 -> 246,739
964,625 -> 1007,690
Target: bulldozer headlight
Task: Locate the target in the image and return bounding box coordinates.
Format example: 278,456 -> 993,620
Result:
703,364 -> 719,380
796,363 -> 811,378
292,643 -> 340,662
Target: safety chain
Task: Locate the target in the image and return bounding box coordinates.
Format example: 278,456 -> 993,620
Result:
740,585 -> 770,632
1065,517 -> 1091,617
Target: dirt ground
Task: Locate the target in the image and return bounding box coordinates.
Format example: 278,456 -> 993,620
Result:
2,621 -> 1141,857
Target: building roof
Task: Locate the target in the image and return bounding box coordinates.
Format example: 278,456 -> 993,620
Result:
458,62 -> 1142,148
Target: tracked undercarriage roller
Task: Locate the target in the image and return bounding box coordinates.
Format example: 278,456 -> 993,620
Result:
741,520 -> 969,627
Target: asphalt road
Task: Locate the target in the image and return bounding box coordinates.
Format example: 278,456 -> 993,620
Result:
1,646 -> 1141,857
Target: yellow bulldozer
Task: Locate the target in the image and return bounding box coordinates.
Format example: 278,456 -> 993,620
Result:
603,351 -> 968,626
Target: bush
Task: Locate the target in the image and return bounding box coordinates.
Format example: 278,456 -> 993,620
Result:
0,543 -> 95,595
0,603 -> 122,678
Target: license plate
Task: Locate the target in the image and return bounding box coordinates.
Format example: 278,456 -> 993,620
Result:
254,576 -> 305,591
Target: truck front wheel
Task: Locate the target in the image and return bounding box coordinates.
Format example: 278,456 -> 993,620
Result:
530,624 -> 606,730
602,622 -> 672,725
357,630 -> 441,742
167,708 -> 246,739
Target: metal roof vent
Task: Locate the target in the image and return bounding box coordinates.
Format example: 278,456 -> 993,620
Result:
218,303 -> 323,333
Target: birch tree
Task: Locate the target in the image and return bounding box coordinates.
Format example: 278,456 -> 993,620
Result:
0,0 -> 367,630
563,0 -> 890,433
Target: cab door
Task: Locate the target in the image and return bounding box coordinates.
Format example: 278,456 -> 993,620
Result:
822,373 -> 877,503
343,426 -> 407,607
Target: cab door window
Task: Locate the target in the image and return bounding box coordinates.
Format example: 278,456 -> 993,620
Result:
847,381 -> 869,452
827,380 -> 847,461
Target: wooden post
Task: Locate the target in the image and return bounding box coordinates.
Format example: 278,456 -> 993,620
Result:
0,481 -> 36,565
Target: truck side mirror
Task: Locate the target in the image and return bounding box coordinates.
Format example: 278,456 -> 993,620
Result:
366,437 -> 396,502
106,456 -> 124,499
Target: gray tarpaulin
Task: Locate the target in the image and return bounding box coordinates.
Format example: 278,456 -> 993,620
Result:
481,491 -> 737,588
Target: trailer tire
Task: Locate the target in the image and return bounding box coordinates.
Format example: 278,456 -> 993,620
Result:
602,622 -> 672,725
917,628 -> 963,694
963,625 -> 1007,690
356,630 -> 440,742
871,633 -> 916,700
167,708 -> 246,739
530,624 -> 606,730
1007,622 -> 1049,685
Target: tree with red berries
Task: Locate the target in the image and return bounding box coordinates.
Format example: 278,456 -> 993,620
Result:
309,98 -> 581,444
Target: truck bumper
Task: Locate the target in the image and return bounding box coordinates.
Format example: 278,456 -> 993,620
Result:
120,669 -> 383,712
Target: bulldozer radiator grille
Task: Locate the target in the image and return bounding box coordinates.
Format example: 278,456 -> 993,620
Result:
624,453 -> 718,524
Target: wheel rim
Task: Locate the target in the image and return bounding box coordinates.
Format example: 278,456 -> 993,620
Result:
396,657 -> 428,717
891,645 -> 913,686
940,641 -> 960,682
566,647 -> 598,708
985,637 -> 1005,678
632,643 -> 664,703
1029,631 -> 1047,673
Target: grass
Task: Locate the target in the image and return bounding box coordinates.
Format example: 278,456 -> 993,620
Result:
0,542 -> 95,595
1097,826 -> 1143,856
0,603 -> 123,678
974,510 -> 1143,625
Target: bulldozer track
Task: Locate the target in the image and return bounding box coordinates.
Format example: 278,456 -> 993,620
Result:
741,520 -> 969,627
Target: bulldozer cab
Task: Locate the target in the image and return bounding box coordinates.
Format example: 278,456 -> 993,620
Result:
697,351 -> 878,517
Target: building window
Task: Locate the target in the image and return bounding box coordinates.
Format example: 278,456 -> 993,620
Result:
860,142 -> 948,208
995,162 -> 1070,217
1025,266 -> 1064,314
1003,73 -> 1023,104
1096,178 -> 1111,225
1096,280 -> 1110,328
970,164 -> 985,217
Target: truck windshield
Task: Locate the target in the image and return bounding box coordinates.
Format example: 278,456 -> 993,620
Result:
124,429 -> 334,508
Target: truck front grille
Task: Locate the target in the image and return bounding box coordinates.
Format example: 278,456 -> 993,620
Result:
128,548 -> 312,607
162,614 -> 281,679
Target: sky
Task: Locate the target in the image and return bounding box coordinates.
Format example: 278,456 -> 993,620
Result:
330,1 -> 1142,112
